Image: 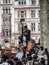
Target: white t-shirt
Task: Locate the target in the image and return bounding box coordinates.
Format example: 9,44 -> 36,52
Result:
1,62 -> 10,65
16,52 -> 23,59
26,61 -> 31,65
23,42 -> 26,47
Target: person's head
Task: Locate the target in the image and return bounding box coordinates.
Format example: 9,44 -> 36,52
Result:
21,60 -> 25,65
33,54 -> 37,59
33,61 -> 38,65
2,54 -> 9,62
41,58 -> 45,64
7,59 -> 14,65
40,46 -> 44,51
27,54 -> 32,60
17,61 -> 23,65
44,48 -> 48,54
13,57 -> 18,61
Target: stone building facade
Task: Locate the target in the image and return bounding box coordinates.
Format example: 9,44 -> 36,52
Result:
0,0 -> 40,48
14,0 -> 40,46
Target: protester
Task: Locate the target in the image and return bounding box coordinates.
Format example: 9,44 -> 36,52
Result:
0,43 -> 49,65
2,54 -> 10,65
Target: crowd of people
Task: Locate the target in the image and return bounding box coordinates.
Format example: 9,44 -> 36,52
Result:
0,43 -> 49,65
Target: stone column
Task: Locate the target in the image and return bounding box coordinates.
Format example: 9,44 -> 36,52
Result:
40,0 -> 49,51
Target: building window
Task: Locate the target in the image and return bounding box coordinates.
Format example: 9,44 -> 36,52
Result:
5,18 -> 8,24
24,1 -> 26,4
3,18 -> 11,24
3,7 -> 5,14
19,1 -> 21,4
18,0 -> 26,5
38,23 -> 40,31
31,23 -> 35,31
6,29 -> 8,36
3,0 -> 6,3
6,29 -> 11,36
8,0 -> 10,3
31,0 -> 36,5
2,29 -> 5,36
18,11 -> 20,18
2,29 -> 11,36
3,7 -> 10,14
21,11 -> 24,18
3,0 -> 10,4
31,10 -> 35,18
38,10 -> 40,18
18,10 -> 26,18
18,23 -> 21,32
6,8 -> 8,13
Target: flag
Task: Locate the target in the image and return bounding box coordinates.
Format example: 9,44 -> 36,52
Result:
27,41 -> 32,51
